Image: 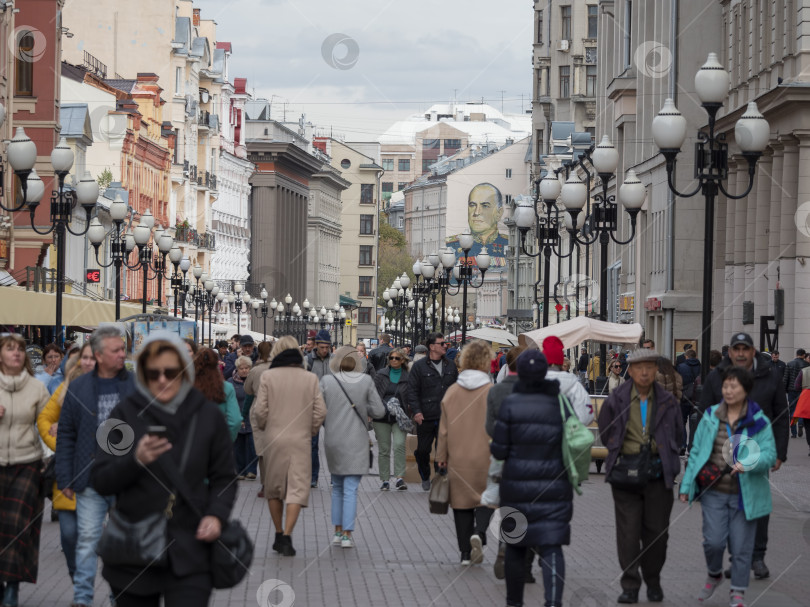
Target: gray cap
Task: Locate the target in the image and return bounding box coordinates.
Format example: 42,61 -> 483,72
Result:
626,349 -> 660,365
414,344 -> 428,354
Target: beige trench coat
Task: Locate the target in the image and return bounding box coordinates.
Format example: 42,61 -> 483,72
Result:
436,382 -> 492,510
252,366 -> 326,505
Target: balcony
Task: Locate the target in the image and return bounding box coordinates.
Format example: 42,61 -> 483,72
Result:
208,173 -> 217,191
199,232 -> 216,250
175,225 -> 198,246
197,170 -> 207,189
188,164 -> 197,183
198,111 -> 219,131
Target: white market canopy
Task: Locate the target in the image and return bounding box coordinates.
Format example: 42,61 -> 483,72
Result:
519,317 -> 644,351
465,327 -> 520,346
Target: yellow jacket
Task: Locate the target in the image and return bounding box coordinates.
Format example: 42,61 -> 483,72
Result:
587,355 -> 601,382
36,383 -> 76,511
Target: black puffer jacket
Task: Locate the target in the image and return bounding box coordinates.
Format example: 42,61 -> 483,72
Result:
700,352 -> 789,462
91,387 -> 236,594
368,343 -> 393,371
490,378 -> 572,547
373,367 -> 410,422
406,356 -> 458,421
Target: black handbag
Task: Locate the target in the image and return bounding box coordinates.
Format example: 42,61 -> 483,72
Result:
156,419 -> 254,589
96,416 -> 197,568
606,442 -> 663,491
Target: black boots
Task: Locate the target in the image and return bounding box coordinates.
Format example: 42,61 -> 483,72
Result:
279,534 -> 296,557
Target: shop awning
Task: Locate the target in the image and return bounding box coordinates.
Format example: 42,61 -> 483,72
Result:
0,287 -> 144,325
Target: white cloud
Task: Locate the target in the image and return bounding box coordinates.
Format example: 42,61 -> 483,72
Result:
194,0 -> 531,138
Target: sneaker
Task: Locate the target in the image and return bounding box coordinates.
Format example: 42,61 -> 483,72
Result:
332,532 -> 343,546
236,475 -> 246,480
493,543 -> 506,579
751,560 -> 769,579
469,534 -> 484,565
395,478 -> 407,491
460,552 -> 471,566
698,575 -> 722,602
729,591 -> 746,607
280,534 -> 296,557
341,534 -> 354,548
380,481 -> 390,491
246,472 -> 256,480
421,480 -> 431,491
272,532 -> 283,552
311,481 -> 318,488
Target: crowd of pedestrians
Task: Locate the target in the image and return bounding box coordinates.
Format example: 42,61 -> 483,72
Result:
0,322 -> 800,607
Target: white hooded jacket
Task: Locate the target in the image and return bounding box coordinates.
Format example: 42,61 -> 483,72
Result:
546,369 -> 593,425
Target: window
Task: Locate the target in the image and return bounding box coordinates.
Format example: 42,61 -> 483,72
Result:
360,214 -> 374,235
398,182 -> 408,191
15,31 -> 34,96
587,5 -> 598,38
537,10 -> 543,44
398,216 -> 403,228
359,245 -> 373,266
398,158 -> 410,171
360,183 -> 374,204
561,6 -> 572,40
559,66 -> 571,98
382,158 -> 394,171
422,139 -> 440,150
422,159 -> 433,173
586,66 -> 597,97
443,139 -> 461,151
175,67 -> 183,95
358,277 -> 372,297
340,158 -> 351,169
585,46 -> 597,64
623,1 -> 633,68
505,168 -> 512,179
382,182 -> 393,193
358,307 -> 372,324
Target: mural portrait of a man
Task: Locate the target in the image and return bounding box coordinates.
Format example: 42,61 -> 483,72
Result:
468,183 -> 504,245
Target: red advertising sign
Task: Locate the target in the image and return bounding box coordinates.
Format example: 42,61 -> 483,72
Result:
86,269 -> 101,283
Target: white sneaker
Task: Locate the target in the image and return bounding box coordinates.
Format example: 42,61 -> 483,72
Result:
341,534 -> 354,548
469,534 -> 484,564
331,532 -> 342,546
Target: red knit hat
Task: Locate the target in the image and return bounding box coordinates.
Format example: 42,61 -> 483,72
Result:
542,336 -> 565,366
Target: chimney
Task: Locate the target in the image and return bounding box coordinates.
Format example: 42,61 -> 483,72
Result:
193,9 -> 201,26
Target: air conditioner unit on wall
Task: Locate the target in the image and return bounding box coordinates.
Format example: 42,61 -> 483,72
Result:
556,39 -> 570,52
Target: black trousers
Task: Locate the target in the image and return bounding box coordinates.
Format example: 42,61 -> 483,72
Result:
452,507 -> 493,553
506,544 -> 565,607
112,572 -> 212,606
611,479 -> 673,592
753,514 -> 769,561
414,419 -> 440,481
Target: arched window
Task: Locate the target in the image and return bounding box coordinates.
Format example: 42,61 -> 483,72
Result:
15,31 -> 34,96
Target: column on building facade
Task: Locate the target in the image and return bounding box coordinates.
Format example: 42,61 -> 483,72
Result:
794,133 -> 810,347
726,160 -> 743,334
715,176 -> 731,345
778,135 -> 800,350
753,149 -> 773,329
738,155 -> 755,332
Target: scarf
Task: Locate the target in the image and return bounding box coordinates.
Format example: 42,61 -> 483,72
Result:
270,348 -> 304,369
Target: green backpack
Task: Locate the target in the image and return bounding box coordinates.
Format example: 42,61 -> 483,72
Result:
558,394 -> 594,495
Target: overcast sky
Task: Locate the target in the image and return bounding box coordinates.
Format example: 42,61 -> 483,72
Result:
193,0 -> 532,140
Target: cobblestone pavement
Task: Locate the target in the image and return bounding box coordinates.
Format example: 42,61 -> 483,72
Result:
20,436 -> 810,607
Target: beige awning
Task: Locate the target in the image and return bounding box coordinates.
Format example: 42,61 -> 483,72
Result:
0,286 -> 144,326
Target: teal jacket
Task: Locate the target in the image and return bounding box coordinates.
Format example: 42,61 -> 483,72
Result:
218,381 -> 242,442
680,400 -> 776,520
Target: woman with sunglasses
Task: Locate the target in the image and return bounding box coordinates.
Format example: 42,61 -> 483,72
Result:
0,334 -> 51,607
91,331 -> 237,606
608,360 -> 625,394
372,348 -> 411,491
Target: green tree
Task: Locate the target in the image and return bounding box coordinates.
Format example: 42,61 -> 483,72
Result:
377,215 -> 414,307
97,168 -> 113,189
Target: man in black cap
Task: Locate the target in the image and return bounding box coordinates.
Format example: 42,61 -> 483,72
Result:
700,331 -> 789,580
224,334 -> 257,377
306,329 -> 333,487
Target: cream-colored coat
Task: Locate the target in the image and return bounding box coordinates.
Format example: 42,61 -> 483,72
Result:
0,371 -> 50,466
436,381 -> 492,510
252,366 -> 326,506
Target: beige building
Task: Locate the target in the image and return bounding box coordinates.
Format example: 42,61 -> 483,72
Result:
532,0 -> 599,170
315,138 -> 382,339
594,0 -> 810,357
61,0 -> 222,281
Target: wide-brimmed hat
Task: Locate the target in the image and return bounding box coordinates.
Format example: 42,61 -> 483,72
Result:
626,349 -> 660,365
329,345 -> 366,374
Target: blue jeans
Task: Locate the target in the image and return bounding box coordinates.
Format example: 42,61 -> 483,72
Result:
331,475 -> 361,531
700,489 -> 757,592
234,433 -> 257,475
58,510 -> 78,579
74,487 -> 115,604
312,433 -> 320,484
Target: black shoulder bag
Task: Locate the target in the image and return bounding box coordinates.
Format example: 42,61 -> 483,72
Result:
332,377 -> 374,469
96,415 -> 197,568
156,418 -> 254,589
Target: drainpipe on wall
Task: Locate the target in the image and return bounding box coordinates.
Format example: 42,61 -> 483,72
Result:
662,0 -> 679,360
374,167 -> 383,340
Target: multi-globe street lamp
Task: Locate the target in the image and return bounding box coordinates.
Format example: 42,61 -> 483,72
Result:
130,210 -> 175,313
1,129 -> 99,348
652,53 -> 769,377
447,230 -> 490,345
88,194 -> 132,322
